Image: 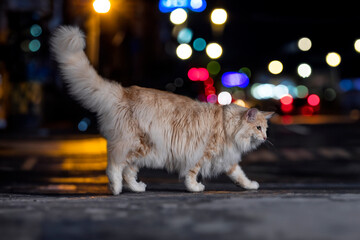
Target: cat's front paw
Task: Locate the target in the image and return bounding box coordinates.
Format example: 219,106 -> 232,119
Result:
109,182 -> 122,195
186,182 -> 205,192
243,181 -> 259,190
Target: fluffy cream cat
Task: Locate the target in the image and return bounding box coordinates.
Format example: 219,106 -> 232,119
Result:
50,26 -> 274,195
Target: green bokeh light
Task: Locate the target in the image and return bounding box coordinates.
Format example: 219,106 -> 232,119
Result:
207,61 -> 221,75
239,67 -> 251,78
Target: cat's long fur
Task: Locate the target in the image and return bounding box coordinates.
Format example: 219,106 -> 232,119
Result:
50,26 -> 274,195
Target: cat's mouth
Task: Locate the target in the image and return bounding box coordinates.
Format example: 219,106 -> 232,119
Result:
251,136 -> 264,145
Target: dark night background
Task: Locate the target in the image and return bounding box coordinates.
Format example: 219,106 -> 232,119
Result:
0,0 -> 359,134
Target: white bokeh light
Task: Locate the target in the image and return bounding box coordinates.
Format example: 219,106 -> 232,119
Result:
206,43 -> 223,59
326,52 -> 341,67
268,60 -> 283,75
298,37 -> 312,51
170,8 -> 187,25
210,8 -> 227,25
355,39 -> 360,53
274,84 -> 289,99
297,63 -> 312,78
176,43 -> 192,60
218,91 -> 232,105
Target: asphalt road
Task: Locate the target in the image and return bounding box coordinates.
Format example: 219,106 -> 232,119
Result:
0,122 -> 360,239
2,190 -> 360,240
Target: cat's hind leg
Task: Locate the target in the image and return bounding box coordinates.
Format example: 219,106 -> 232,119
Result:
184,162 -> 205,192
226,163 -> 259,190
123,165 -> 146,192
106,142 -> 128,195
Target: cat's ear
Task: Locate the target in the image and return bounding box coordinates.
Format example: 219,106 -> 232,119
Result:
245,108 -> 258,122
262,111 -> 275,120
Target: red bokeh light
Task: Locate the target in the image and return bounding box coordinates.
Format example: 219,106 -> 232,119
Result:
204,77 -> 214,86
301,106 -> 314,116
281,104 -> 293,113
280,94 -> 293,105
198,68 -> 209,81
307,94 -> 320,106
188,68 -> 198,81
188,67 -> 209,81
205,86 -> 216,96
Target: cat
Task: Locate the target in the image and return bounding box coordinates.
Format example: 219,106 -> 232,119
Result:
50,26 -> 274,195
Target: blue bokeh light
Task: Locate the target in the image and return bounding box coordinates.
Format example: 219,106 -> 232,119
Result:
78,117 -> 91,132
339,79 -> 353,92
159,0 -> 206,13
159,0 -> 187,12
221,72 -> 249,88
30,24 -> 42,37
189,0 -> 206,12
353,78 -> 360,90
193,38 -> 206,51
29,39 -> 41,52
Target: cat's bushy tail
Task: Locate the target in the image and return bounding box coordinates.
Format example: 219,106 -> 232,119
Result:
50,26 -> 121,114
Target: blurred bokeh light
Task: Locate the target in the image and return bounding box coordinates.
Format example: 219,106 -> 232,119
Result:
268,60 -> 283,75
93,0 -> 111,13
298,37 -> 312,51
193,38 -> 207,51
206,43 -> 222,59
218,91 -> 232,105
177,28 -> 193,44
176,43 -> 192,60
210,8 -> 227,25
326,52 -> 341,67
297,63 -> 312,78
170,8 -> 188,25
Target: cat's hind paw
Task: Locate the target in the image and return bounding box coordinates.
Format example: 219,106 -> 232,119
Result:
243,181 -> 259,190
126,181 -> 147,193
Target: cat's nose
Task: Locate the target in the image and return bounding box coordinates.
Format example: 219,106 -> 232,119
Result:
263,137 -> 267,140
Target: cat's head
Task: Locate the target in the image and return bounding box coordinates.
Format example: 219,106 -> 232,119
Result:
224,105 -> 274,149
241,108 -> 274,142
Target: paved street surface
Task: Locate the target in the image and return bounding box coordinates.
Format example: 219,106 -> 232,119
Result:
0,122 -> 360,239
2,190 -> 360,240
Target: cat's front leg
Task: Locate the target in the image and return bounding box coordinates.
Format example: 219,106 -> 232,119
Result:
226,163 -> 259,190
184,162 -> 205,192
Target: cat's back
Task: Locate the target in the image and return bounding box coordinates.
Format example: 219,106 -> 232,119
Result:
124,85 -> 195,105
123,85 -> 219,132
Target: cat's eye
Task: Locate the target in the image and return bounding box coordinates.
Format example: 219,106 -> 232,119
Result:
257,126 -> 262,131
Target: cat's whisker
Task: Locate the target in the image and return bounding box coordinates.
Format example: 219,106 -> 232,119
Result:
264,139 -> 277,151
266,139 -> 274,146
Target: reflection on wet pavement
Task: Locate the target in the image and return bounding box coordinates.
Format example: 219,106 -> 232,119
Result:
0,137 -> 107,156
0,136 -> 110,194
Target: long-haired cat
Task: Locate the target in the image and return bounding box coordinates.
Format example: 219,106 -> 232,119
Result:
50,26 -> 274,195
